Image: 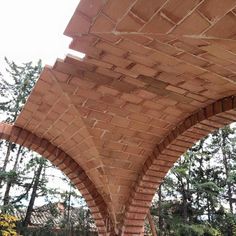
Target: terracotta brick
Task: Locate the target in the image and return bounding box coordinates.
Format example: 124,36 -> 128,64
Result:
96,33 -> 122,45
131,0 -> 167,21
114,67 -> 139,78
12,1 -> 236,233
70,37 -> 102,58
169,91 -> 196,103
172,12 -> 210,35
90,14 -> 115,33
157,97 -> 178,106
86,99 -> 108,112
106,106 -> 130,118
206,12 -> 236,38
116,12 -> 145,32
162,0 -> 202,23
101,53 -> 132,68
112,80 -> 137,93
128,53 -> 156,67
135,89 -> 157,100
148,39 -> 181,56
123,103 -> 143,113
64,11 -> 91,36
124,218 -> 146,226
128,113 -> 150,124
222,97 -> 234,111
125,211 -> 147,220
200,52 -> 233,67
166,85 -> 187,94
88,110 -> 113,122
85,58 -> 113,69
209,116 -> 230,126
121,93 -> 143,104
101,95 -> 126,107
64,56 -> 96,72
172,40 -> 205,56
111,116 -> 130,128
117,39 -> 152,55
129,121 -> 149,132
143,100 -> 165,111
95,41 -> 127,57
198,0 -> 236,22
141,13 -> 174,33
103,0 -> 136,21
78,0 -> 104,18
123,76 -> 147,88
157,72 -> 184,85
123,34 -> 153,45
149,118 -> 170,129
96,67 -> 122,79
186,93 -> 208,102
150,51 -> 180,66
130,64 -> 157,77
97,85 -> 120,96
177,52 -> 209,67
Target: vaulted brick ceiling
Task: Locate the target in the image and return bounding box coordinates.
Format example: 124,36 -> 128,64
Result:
13,0 -> 236,234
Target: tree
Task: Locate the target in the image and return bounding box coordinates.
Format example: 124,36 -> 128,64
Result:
0,58 -> 94,235
208,126 -> 236,236
0,214 -> 18,236
22,157 -> 47,227
0,58 -> 42,211
151,125 -> 236,236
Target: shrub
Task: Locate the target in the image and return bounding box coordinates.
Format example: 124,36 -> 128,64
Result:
0,214 -> 18,236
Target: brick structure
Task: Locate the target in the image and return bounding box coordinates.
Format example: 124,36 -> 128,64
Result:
2,0 -> 236,235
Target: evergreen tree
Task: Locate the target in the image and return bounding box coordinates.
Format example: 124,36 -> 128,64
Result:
0,58 -> 42,210
152,125 -> 236,236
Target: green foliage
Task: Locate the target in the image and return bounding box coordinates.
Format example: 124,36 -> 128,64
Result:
176,224 -> 222,236
0,59 -> 93,235
0,57 -> 42,122
152,125 -> 236,236
0,214 -> 18,236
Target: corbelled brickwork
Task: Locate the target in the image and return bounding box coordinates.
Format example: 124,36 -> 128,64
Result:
123,96 -> 236,234
3,0 -> 236,235
0,123 -> 110,234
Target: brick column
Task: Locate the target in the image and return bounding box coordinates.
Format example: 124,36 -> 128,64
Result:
122,96 -> 236,235
0,123 -> 113,236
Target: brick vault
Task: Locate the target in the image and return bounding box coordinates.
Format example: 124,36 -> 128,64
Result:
2,0 -> 236,235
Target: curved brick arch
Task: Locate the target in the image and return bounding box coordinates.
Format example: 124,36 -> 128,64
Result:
0,123 -> 111,235
123,95 -> 236,235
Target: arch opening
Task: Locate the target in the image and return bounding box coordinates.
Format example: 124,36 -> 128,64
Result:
150,123 -> 236,235
123,95 -> 236,235
0,122 -> 111,235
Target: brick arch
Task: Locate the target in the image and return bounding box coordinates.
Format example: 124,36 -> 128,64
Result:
0,123 -> 111,235
123,95 -> 236,235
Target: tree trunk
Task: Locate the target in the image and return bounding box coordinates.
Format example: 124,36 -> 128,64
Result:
222,150 -> 233,214
147,210 -> 157,236
22,160 -> 44,227
221,131 -> 233,236
181,179 -> 188,223
158,184 -> 162,235
0,142 -> 13,188
0,110 -> 19,188
2,145 -> 22,209
67,189 -> 72,236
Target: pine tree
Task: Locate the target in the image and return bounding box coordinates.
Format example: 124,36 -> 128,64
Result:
22,157 -> 46,227
0,58 -> 42,212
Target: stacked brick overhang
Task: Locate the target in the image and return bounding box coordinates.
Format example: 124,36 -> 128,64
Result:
4,0 -> 236,235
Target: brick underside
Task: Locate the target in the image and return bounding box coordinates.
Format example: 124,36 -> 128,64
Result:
0,123 -> 109,234
8,0 -> 236,235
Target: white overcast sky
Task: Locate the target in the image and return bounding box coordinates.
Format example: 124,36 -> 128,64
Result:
0,0 -> 81,66
0,0 -> 83,205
